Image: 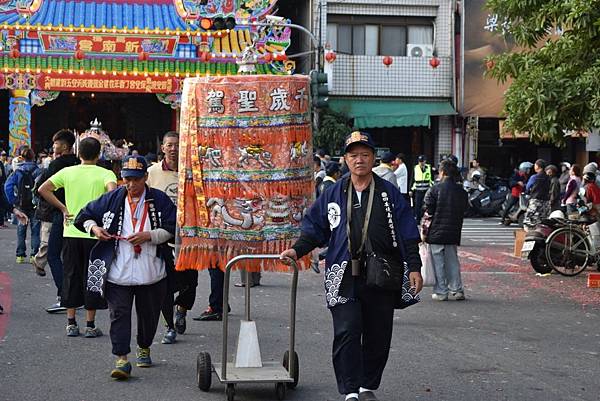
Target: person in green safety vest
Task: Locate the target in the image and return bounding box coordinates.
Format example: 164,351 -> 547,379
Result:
410,155 -> 433,222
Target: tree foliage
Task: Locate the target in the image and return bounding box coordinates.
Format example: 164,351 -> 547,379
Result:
314,109 -> 351,155
485,0 -> 600,145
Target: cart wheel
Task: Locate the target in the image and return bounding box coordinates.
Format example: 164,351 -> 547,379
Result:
196,352 -> 212,392
282,351 -> 299,389
226,384 -> 235,401
275,382 -> 286,400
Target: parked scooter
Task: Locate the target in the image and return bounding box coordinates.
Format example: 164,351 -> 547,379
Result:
501,193 -> 529,226
521,210 -> 566,274
464,173 -> 509,217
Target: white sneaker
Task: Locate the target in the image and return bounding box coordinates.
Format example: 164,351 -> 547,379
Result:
431,293 -> 448,301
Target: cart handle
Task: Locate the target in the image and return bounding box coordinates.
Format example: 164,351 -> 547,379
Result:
221,254 -> 299,381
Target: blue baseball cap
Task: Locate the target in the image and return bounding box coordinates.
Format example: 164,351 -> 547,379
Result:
344,131 -> 376,153
121,155 -> 148,178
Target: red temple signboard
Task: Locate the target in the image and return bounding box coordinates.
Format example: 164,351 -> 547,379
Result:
39,32 -> 180,57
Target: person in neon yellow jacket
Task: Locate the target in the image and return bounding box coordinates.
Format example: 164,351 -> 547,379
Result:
410,155 -> 433,222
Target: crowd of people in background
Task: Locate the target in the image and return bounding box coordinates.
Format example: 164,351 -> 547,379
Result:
497,159 -> 600,230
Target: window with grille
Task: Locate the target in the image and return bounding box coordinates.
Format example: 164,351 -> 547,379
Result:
327,15 -> 434,56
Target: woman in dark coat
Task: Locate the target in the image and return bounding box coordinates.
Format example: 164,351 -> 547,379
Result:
545,165 -> 561,212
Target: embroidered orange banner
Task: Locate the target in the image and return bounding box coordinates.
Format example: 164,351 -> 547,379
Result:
176,75 -> 313,272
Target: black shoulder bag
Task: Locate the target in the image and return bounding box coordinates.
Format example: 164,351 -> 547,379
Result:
346,179 -> 403,290
346,178 -> 375,277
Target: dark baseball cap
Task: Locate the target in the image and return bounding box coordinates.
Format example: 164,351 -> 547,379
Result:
121,155 -> 148,178
344,131 -> 376,153
418,155 -> 427,162
381,151 -> 395,164
325,161 -> 341,176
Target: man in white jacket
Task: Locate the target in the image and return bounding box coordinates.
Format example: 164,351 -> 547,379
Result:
74,155 -> 176,380
393,153 -> 409,201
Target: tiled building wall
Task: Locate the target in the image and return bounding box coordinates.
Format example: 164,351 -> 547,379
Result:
316,0 -> 454,99
436,115 -> 454,163
331,54 -> 452,98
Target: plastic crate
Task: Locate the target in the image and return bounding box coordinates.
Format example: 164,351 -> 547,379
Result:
587,273 -> 600,288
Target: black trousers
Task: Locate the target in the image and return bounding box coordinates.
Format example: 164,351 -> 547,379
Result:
501,195 -> 519,219
413,190 -> 427,223
105,279 -> 167,356
161,270 -> 199,328
207,266 -> 224,313
330,282 -> 395,395
61,237 -> 106,310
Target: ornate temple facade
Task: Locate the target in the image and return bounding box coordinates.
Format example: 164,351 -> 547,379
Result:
0,0 -> 294,153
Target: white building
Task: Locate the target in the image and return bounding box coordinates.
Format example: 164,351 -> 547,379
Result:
314,0 -> 458,164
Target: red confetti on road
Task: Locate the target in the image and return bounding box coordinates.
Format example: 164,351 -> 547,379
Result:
459,246 -> 600,307
0,272 -> 12,340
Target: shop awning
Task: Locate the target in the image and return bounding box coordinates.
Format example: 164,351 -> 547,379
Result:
328,98 -> 456,129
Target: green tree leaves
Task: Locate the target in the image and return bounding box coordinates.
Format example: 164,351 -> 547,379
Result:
313,109 -> 351,155
485,0 -> 600,144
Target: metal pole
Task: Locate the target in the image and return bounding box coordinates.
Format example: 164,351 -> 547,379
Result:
245,265 -> 251,321
221,263 -> 231,380
288,259 -> 299,380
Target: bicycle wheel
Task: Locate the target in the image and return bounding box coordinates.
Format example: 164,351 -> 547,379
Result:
545,227 -> 590,276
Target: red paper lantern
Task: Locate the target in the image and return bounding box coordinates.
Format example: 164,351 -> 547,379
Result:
138,51 -> 149,61
325,51 -> 337,63
9,47 -> 20,59
263,53 -> 273,63
382,56 -> 393,67
75,49 -> 85,60
429,56 -> 440,69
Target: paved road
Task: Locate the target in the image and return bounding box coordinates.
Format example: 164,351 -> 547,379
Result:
461,217 -> 519,248
1,224 -> 599,401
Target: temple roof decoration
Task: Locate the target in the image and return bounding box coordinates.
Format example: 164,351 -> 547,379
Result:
0,0 -> 295,91
175,0 -> 277,22
0,0 -> 279,33
0,0 -> 188,32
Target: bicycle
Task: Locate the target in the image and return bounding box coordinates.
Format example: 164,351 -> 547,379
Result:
544,216 -> 599,276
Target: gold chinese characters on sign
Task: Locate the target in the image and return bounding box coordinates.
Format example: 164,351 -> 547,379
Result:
42,75 -> 177,94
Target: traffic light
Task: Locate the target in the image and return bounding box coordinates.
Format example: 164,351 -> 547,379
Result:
310,70 -> 329,109
199,16 -> 236,31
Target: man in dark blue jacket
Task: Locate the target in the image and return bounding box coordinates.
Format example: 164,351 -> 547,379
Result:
524,159 -> 550,230
424,160 -> 468,301
281,131 -> 422,401
4,147 -> 41,263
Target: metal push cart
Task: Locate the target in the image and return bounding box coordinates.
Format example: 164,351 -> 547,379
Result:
196,254 -> 300,401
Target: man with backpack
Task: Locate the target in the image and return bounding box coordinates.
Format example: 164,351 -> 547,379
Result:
4,147 -> 41,263
34,129 -> 80,313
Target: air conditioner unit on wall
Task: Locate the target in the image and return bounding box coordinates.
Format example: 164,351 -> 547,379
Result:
407,44 -> 434,57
